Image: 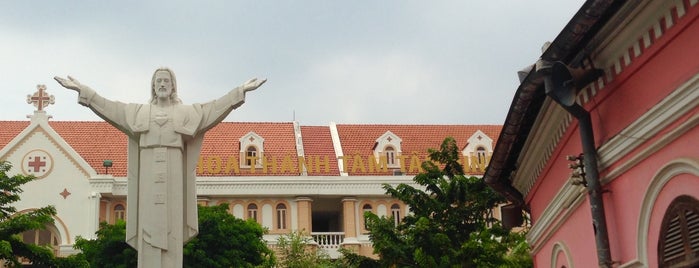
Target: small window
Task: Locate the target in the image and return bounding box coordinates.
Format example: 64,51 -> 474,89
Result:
385,146 -> 396,166
276,203 -> 287,230
476,147 -> 487,165
247,203 -> 258,222
391,204 -> 401,227
245,146 -> 258,166
658,195 -> 699,267
114,204 -> 126,221
363,204 -> 373,229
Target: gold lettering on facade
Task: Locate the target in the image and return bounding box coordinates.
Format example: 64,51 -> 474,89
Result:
398,154 -> 409,173
367,155 -> 388,173
225,156 -> 239,174
279,155 -> 294,173
351,154 -> 366,173
207,156 -> 222,174
338,156 -> 349,173
408,154 -> 422,173
263,156 -> 277,173
194,154 -> 491,175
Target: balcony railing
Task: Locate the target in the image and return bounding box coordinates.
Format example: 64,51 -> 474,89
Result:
311,232 -> 344,258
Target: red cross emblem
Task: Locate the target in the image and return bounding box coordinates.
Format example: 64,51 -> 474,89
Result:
26,85 -> 55,111
21,149 -> 53,179
27,156 -> 46,172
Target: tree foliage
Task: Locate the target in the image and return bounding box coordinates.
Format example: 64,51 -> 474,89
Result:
274,231 -> 334,268
75,203 -> 275,268
360,137 -> 532,267
183,204 -> 274,268
0,161 -> 62,267
74,220 -> 135,268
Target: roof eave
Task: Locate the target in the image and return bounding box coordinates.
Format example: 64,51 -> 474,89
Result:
483,0 -> 625,207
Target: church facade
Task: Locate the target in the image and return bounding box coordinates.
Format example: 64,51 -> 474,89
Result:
1,93 -> 500,259
485,0 -> 699,267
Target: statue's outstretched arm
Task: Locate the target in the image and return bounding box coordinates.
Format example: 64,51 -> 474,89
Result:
240,78 -> 266,93
54,76 -> 87,93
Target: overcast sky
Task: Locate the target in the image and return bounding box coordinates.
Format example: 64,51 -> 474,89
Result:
1,1 -> 583,126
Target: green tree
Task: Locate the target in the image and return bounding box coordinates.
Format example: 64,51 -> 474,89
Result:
73,220 -> 135,268
75,203 -> 275,268
359,137 -> 532,267
183,204 -> 275,268
0,161 -> 60,267
274,231 -> 334,268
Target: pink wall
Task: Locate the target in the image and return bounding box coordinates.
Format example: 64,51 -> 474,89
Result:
527,4 -> 699,267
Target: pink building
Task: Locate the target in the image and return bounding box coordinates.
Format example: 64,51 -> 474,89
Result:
485,0 -> 699,267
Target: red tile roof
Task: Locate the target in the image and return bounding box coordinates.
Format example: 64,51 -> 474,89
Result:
198,122 -> 298,176
0,121 -> 30,148
336,124 -> 501,176
300,126 -> 339,176
50,121 -> 128,176
0,121 -> 501,178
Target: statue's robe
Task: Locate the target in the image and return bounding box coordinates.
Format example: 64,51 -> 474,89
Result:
77,87 -> 245,267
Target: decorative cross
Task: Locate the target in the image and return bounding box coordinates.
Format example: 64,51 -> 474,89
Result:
60,188 -> 71,199
387,137 -> 393,142
26,84 -> 55,111
27,156 -> 46,172
249,137 -> 255,142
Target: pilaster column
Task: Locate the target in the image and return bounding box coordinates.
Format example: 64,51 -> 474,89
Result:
88,192 -> 102,240
295,197 -> 313,233
342,197 -> 360,245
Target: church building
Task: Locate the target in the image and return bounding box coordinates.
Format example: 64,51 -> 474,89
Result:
1,87 -> 500,259
485,0 -> 699,267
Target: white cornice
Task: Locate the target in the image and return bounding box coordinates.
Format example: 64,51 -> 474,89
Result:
598,74 -> 699,180
513,98 -> 571,196
91,176 -> 419,197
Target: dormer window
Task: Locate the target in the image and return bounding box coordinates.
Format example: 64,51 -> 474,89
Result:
374,131 -> 402,169
476,146 -> 487,166
240,132 -> 264,168
385,146 -> 396,166
462,130 -> 494,172
245,146 -> 258,166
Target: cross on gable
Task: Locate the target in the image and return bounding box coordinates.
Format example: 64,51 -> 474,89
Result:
386,136 -> 392,142
26,84 -> 55,111
27,156 -> 46,172
249,136 -> 255,142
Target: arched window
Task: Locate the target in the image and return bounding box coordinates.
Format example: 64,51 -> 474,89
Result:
276,203 -> 287,230
391,204 -> 401,227
658,195 -> 699,267
363,204 -> 373,229
114,204 -> 126,222
385,146 -> 396,166
22,224 -> 60,255
247,203 -> 258,222
245,146 -> 258,166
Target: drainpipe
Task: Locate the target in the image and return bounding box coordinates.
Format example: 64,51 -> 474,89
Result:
541,61 -> 612,268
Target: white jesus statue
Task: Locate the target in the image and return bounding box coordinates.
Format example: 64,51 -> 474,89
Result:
55,68 -> 265,267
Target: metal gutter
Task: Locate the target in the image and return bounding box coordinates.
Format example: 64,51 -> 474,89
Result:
483,0 -> 624,208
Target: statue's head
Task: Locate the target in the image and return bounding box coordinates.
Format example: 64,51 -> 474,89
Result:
150,67 -> 182,104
